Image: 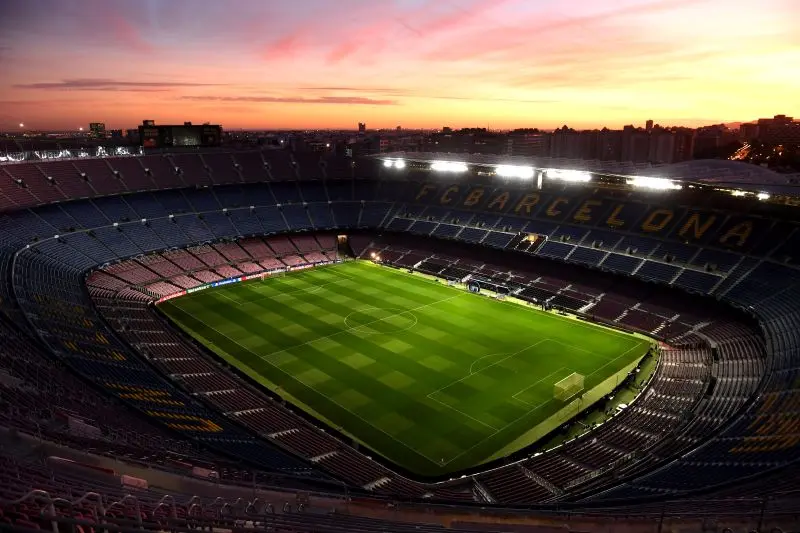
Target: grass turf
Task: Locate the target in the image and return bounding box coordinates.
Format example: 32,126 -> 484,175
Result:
161,261 -> 650,477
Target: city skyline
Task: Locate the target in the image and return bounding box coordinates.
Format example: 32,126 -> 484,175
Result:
1,0 -> 798,131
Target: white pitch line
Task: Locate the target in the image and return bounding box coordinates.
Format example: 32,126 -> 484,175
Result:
441,397 -> 551,467
428,339 -> 549,399
468,352 -> 510,376
427,395 -> 499,431
175,306 -> 447,466
511,367 -> 570,406
215,291 -> 241,305
234,272 -> 357,306
440,341 -> 648,465
260,293 -> 464,365
546,339 -> 621,363
587,342 -> 647,378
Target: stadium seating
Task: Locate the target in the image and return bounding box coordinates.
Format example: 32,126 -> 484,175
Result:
0,148 -> 798,531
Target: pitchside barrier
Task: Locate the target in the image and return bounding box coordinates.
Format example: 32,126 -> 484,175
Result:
554,372 -> 585,402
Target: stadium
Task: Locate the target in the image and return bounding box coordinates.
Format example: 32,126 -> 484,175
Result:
0,144 -> 798,532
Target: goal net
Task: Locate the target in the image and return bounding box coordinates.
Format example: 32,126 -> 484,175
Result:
554,373 -> 585,402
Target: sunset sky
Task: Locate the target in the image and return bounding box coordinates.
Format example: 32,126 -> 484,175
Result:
1,0 -> 798,131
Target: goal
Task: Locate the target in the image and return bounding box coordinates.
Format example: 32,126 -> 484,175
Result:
554,373 -> 585,402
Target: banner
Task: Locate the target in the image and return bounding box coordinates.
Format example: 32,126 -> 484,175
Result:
121,474 -> 148,489
191,466 -> 219,479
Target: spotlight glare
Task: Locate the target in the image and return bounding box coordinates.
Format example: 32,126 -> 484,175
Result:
757,192 -> 770,201
627,176 -> 682,190
495,164 -> 534,180
431,160 -> 468,173
383,159 -> 406,169
545,169 -> 591,183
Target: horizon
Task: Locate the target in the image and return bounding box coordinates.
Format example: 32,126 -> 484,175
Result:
1,0 -> 798,131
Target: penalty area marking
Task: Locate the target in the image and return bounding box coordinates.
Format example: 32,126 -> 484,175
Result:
426,339 -> 550,434
430,339 -> 550,400
439,343 -> 648,465
468,352 -> 511,375
511,366 -> 571,406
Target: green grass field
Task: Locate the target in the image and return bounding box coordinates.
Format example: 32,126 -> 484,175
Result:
161,261 -> 650,476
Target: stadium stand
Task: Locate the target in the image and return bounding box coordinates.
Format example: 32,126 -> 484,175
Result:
0,148 -> 798,532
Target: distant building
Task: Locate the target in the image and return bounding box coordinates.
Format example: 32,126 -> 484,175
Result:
755,115 -> 800,145
358,122 -> 366,133
89,122 -> 106,139
646,119 -> 654,132
138,120 -> 222,148
740,123 -> 759,141
508,132 -> 549,157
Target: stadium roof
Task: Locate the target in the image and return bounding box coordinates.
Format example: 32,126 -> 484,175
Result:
646,159 -> 800,195
381,152 -> 800,196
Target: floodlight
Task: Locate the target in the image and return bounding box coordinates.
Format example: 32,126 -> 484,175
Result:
545,169 -> 591,183
495,164 -> 534,180
730,190 -> 747,197
757,192 -> 770,201
370,252 -> 376,258
431,160 -> 468,173
626,176 -> 682,190
382,159 -> 406,169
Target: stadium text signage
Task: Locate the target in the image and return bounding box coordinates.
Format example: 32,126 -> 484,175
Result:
412,182 -> 771,250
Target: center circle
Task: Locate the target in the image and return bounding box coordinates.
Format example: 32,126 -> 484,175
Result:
344,307 -> 418,335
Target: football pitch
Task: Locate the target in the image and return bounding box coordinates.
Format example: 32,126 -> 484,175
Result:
160,261 -> 650,476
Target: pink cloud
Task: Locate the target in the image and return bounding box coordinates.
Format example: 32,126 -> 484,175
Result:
262,31 -> 309,61
107,13 -> 153,54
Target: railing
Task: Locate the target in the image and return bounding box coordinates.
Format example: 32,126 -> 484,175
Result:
1,487 -> 798,533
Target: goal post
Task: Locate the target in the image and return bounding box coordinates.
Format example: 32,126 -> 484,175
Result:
554,372 -> 585,402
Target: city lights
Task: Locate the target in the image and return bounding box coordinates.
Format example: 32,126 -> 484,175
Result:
757,192 -> 771,201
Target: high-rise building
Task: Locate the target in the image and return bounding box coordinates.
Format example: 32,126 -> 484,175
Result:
755,115 -> 800,144
89,122 -> 106,138
646,119 -> 654,132
358,122 -> 366,133
740,123 -> 759,141
508,132 -> 550,157
621,126 -> 650,163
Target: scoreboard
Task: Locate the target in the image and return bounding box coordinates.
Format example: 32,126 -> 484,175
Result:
139,123 -> 222,148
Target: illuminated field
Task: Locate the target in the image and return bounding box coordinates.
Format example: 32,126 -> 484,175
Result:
161,261 -> 649,476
